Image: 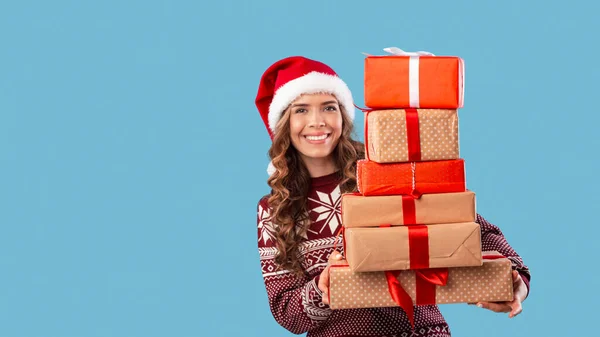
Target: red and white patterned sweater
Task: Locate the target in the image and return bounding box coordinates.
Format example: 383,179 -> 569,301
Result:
256,171 -> 531,337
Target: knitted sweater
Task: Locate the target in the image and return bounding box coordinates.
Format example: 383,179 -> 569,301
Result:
256,171 -> 531,337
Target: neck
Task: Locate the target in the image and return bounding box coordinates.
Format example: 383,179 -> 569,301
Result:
301,155 -> 337,178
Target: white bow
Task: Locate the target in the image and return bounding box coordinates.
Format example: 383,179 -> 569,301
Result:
383,47 -> 435,56
363,47 -> 435,108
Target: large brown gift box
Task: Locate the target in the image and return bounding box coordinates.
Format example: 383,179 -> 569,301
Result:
365,109 -> 459,163
344,222 -> 482,272
328,251 -> 513,310
341,191 -> 476,228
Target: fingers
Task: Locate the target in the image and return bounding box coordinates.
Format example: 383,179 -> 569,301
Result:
468,270 -> 525,318
320,252 -> 344,305
320,253 -> 343,291
512,270 -> 522,284
511,269 -> 527,308
318,266 -> 330,291
508,299 -> 523,318
319,266 -> 331,304
321,286 -> 329,305
476,301 -> 511,313
475,300 -> 523,318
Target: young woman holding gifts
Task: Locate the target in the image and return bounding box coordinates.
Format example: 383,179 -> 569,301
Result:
254,56 -> 530,337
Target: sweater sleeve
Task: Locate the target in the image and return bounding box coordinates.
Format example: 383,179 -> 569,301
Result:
256,197 -> 333,334
477,213 -> 531,295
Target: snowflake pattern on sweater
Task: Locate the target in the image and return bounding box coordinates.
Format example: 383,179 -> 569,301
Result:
256,171 -> 531,337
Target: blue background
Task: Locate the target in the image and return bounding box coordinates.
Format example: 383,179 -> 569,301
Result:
1,0 -> 595,336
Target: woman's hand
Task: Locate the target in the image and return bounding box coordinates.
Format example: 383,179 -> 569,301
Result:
318,252 -> 344,305
473,270 -> 528,318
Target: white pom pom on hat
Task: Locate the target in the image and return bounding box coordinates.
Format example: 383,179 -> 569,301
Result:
266,161 -> 276,176
255,56 -> 355,176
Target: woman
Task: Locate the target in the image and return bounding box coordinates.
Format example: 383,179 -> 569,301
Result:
254,56 -> 531,337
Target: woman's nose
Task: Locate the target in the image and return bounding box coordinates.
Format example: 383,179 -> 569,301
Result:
308,110 -> 325,127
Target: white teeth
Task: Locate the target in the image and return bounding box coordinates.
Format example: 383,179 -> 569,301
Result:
305,134 -> 328,141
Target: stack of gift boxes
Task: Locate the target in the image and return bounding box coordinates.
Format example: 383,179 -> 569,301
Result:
327,48 -> 514,327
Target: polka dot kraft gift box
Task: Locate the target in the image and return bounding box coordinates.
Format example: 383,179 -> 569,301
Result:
364,109 -> 459,164
328,251 -> 513,311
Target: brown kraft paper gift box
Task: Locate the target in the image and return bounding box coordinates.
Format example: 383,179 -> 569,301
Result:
344,222 -> 482,272
328,251 -> 513,310
365,109 -> 459,163
341,191 -> 476,228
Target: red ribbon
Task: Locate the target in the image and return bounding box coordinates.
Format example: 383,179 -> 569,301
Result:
378,220 -> 430,327
386,193 -> 435,329
408,225 -> 429,270
347,192 -> 419,225
415,268 -> 449,305
385,270 -> 415,326
400,195 -> 429,269
385,268 -> 449,329
405,108 -> 421,161
401,195 -> 417,224
385,254 -> 507,328
482,254 -> 506,260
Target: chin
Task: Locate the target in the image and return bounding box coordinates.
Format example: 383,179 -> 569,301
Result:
298,148 -> 335,160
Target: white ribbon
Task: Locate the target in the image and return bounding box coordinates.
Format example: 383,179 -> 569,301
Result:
383,47 -> 435,108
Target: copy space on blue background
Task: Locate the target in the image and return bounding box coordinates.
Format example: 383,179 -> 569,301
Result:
0,0 -> 597,336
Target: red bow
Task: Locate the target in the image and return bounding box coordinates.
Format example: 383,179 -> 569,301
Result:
385,268 -> 449,329
385,254 -> 507,328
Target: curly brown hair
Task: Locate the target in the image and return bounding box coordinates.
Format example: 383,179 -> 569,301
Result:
266,104 -> 365,278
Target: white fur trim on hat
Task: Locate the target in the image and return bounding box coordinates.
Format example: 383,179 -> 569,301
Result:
267,160 -> 276,176
267,71 -> 355,133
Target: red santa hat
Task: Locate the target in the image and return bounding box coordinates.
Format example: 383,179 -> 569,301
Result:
255,56 -> 355,175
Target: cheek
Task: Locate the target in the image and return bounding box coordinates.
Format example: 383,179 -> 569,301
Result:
328,115 -> 343,135
289,116 -> 304,136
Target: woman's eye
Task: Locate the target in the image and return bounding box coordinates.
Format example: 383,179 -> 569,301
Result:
295,108 -> 307,113
325,105 -> 338,111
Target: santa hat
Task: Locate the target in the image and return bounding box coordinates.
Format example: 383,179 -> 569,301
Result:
255,56 -> 355,175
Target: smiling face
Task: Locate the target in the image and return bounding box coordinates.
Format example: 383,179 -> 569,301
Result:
288,93 -> 343,168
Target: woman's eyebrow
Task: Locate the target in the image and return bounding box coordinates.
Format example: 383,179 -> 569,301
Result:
291,101 -> 338,108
